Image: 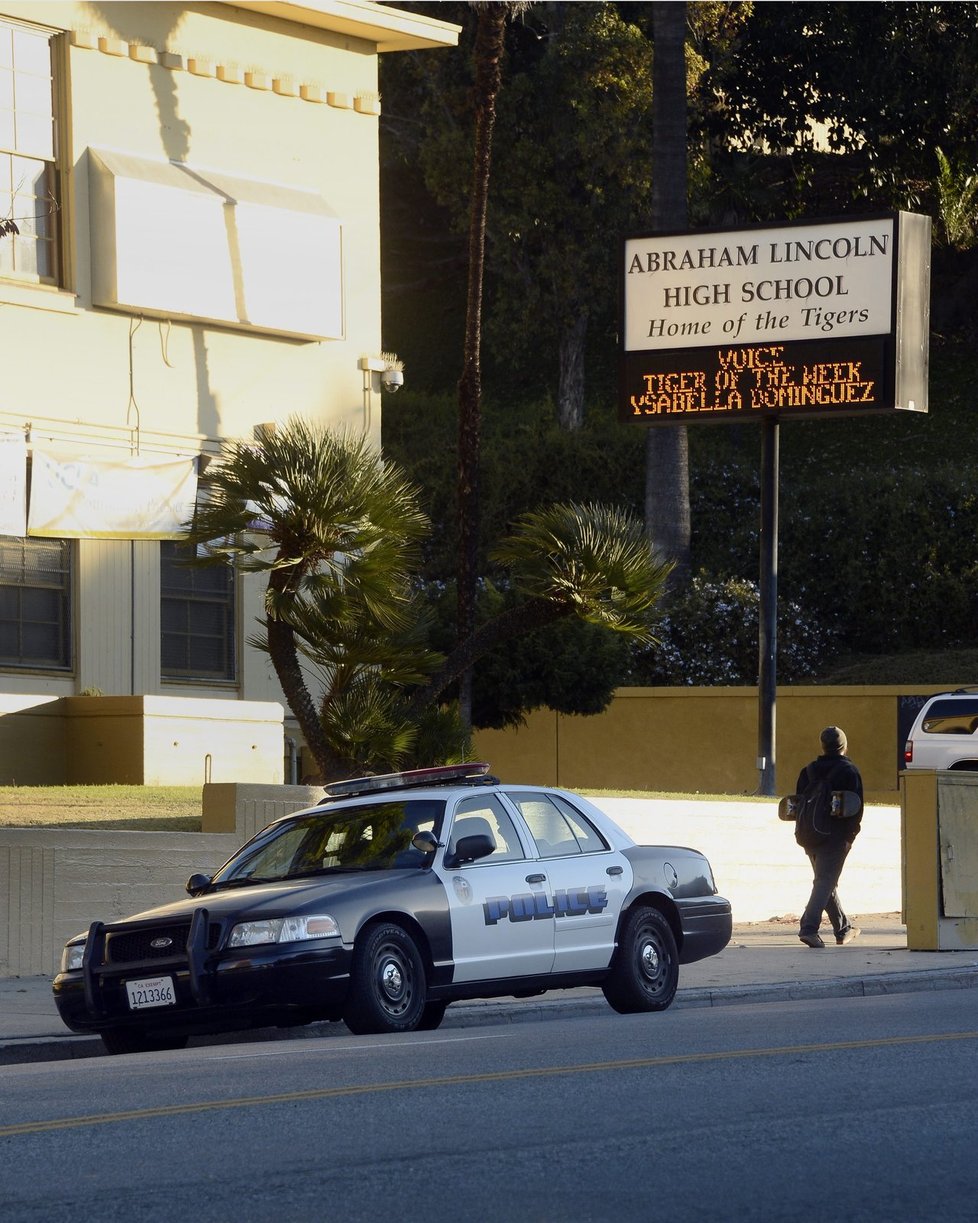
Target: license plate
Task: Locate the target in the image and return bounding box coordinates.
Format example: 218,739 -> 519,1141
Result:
125,975 -> 176,1011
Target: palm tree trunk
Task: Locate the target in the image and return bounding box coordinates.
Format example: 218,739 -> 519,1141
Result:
557,311 -> 588,431
265,562 -> 345,779
457,2 -> 508,728
645,0 -> 691,580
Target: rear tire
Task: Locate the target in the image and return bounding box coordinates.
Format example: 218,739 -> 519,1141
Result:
602,906 -> 678,1014
344,923 -> 427,1035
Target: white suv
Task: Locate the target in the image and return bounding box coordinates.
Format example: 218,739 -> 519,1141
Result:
903,689 -> 978,771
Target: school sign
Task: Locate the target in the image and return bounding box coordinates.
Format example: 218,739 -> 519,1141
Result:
620,213 -> 931,424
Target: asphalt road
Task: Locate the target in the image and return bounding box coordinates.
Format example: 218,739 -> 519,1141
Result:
2,990 -> 976,1222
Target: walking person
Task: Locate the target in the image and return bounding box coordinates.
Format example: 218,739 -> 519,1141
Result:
794,726 -> 864,949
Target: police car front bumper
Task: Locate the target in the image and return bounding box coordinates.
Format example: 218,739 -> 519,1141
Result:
53,940 -> 353,1037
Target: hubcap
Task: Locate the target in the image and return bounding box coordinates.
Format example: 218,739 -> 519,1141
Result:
640,939 -> 661,979
379,956 -> 405,1002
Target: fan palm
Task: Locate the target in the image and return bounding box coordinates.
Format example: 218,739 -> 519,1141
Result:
406,502 -> 672,717
185,421 -> 671,776
184,418 -> 430,779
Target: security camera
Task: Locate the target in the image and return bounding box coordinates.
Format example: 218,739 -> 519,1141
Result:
381,367 -> 404,393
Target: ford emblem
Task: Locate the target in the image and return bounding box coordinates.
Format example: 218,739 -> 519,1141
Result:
150,936 -> 173,950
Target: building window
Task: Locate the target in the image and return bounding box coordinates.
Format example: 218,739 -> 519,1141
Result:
161,541 -> 235,681
0,536 -> 72,669
0,18 -> 59,282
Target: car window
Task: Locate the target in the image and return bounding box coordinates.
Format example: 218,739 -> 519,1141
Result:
506,792 -> 610,857
921,700 -> 978,735
213,799 -> 445,883
448,795 -> 526,863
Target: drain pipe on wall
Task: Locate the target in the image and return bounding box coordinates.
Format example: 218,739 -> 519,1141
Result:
285,736 -> 299,785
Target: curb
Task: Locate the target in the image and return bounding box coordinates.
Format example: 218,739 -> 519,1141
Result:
4,967 -> 978,1066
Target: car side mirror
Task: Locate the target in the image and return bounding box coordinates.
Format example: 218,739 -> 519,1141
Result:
445,833 -> 495,868
777,796 -> 799,822
412,830 -> 438,855
186,872 -> 211,896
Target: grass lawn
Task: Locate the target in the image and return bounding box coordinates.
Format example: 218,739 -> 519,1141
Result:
0,785 -> 202,831
0,783 -> 885,832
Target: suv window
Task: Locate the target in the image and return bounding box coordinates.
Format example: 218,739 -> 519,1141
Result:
921,699 -> 978,735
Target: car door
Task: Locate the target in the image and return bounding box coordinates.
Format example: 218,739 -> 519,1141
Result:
502,790 -> 632,973
434,793 -> 555,983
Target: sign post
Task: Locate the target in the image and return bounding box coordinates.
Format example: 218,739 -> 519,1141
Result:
621,212 -> 931,795
758,414 -> 778,795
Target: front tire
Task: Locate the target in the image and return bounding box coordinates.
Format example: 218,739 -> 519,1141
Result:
602,906 -> 679,1014
417,1000 -> 448,1031
344,923 -> 427,1035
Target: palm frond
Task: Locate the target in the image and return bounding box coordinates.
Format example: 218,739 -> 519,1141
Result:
491,501 -> 672,638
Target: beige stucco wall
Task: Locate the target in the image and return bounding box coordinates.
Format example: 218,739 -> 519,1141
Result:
0,693 -> 286,784
1,2 -> 457,715
0,684 -> 949,794
473,685 -> 951,802
3,2 -> 386,453
0,695 -> 67,784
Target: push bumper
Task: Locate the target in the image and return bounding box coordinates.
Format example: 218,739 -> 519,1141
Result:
53,937 -> 354,1037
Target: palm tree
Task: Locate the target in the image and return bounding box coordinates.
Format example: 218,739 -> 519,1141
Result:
407,502 -> 673,718
457,1 -> 527,728
185,422 -> 671,779
183,417 -> 430,781
645,0 -> 691,580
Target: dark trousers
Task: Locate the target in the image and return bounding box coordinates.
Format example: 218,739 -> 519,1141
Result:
800,841 -> 852,938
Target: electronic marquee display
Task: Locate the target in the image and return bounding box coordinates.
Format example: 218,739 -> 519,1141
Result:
620,213 -> 931,425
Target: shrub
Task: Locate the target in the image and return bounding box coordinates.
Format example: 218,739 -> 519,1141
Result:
629,573 -> 832,685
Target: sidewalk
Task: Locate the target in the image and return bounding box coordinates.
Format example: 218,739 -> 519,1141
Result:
3,914 -> 977,1065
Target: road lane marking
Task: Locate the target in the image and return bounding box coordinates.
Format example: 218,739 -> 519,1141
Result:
3,1030 -> 977,1138
202,1031 -> 511,1061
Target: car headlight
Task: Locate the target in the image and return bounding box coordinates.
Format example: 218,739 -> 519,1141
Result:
61,942 -> 86,973
227,914 -> 340,948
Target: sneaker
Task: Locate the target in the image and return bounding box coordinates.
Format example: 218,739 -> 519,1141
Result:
836,926 -> 860,945
799,933 -> 825,949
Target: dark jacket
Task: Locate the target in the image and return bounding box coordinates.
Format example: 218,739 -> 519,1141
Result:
794,752 -> 864,845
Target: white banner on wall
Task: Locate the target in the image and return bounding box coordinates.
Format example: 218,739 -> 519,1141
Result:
0,432 -> 28,537
28,449 -> 198,539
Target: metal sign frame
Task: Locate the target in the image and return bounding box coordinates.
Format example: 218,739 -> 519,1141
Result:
620,212 -> 931,794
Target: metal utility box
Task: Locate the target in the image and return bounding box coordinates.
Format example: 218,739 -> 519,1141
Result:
901,770 -> 978,950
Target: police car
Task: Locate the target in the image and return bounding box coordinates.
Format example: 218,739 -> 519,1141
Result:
53,764 -> 732,1054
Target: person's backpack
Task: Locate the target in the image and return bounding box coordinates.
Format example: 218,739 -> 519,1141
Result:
794,764 -> 836,848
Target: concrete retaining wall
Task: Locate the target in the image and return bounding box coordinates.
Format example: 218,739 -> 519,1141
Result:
0,788 -> 902,978
0,695 -> 287,786
600,797 -> 902,926
0,828 -> 239,977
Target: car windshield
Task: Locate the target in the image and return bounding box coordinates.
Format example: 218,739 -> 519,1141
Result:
210,798 -> 445,887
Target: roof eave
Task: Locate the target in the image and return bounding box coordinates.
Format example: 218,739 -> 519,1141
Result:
227,1 -> 460,52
